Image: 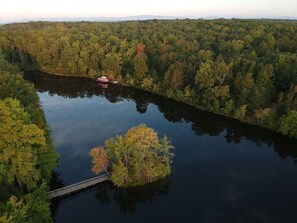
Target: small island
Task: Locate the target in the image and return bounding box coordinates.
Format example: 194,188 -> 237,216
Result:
89,124 -> 174,187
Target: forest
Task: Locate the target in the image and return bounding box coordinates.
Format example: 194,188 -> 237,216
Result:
0,19 -> 297,138
0,52 -> 58,222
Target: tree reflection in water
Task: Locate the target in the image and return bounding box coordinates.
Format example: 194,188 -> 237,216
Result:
49,171 -> 65,218
25,71 -> 297,164
29,71 -> 297,221
96,176 -> 171,213
50,176 -> 171,216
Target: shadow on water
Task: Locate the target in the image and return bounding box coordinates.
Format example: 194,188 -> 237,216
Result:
50,176 -> 171,218
25,71 -> 297,164
95,176 -> 171,214
49,171 -> 65,219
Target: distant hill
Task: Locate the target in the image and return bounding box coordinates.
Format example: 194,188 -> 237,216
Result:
204,16 -> 297,20
13,15 -> 181,23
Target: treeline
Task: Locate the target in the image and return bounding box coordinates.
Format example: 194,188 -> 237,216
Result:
0,19 -> 297,138
0,52 -> 58,222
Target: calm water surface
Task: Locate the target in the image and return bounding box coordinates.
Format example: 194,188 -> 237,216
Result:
26,72 -> 297,223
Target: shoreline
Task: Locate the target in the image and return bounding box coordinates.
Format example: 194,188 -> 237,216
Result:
35,71 -> 283,137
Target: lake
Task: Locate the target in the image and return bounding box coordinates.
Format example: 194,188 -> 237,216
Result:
25,71 -> 297,223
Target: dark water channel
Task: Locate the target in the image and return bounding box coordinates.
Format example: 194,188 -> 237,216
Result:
25,72 -> 297,223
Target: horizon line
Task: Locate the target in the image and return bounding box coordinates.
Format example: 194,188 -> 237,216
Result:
1,15 -> 297,24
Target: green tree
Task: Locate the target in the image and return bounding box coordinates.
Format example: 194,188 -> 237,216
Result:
0,71 -> 58,182
234,105 -> 248,121
134,53 -> 148,83
250,64 -> 275,109
279,110 -> 297,139
234,72 -> 254,105
102,53 -> 122,80
0,98 -> 45,191
90,124 -> 174,187
195,57 -> 232,111
0,68 -> 57,223
0,53 -> 21,74
0,196 -> 29,223
110,161 -> 129,186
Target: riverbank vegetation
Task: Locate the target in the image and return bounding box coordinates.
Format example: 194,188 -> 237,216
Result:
89,124 -> 174,187
0,53 -> 58,222
0,19 -> 297,138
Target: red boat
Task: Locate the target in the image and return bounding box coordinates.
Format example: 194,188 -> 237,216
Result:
96,76 -> 109,83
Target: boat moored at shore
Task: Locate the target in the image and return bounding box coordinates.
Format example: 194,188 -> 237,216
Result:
96,76 -> 109,83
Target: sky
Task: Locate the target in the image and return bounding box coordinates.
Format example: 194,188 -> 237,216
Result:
1,0 -> 297,23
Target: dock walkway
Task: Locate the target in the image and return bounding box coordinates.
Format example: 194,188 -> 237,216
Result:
48,174 -> 109,199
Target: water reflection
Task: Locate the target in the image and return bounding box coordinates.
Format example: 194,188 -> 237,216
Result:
49,171 -> 65,218
25,71 -> 297,163
50,176 -> 171,217
96,177 -> 171,213
50,170 -> 65,190
98,83 -> 108,89
25,71 -> 297,222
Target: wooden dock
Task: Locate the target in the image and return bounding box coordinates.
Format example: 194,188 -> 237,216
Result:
48,174 -> 109,199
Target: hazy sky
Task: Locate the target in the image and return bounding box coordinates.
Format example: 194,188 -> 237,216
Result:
1,0 -> 297,22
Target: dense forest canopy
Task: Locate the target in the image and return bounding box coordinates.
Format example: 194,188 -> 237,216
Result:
0,19 -> 297,138
0,53 -> 58,222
